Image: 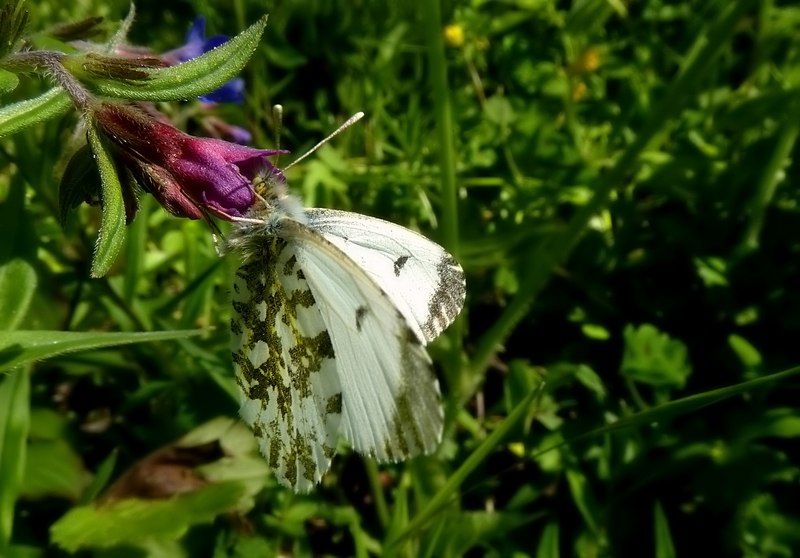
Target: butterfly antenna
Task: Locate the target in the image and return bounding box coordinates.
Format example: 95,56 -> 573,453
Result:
272,104 -> 284,165
285,111 -> 365,171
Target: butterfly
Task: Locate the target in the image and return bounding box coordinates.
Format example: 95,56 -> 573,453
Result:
225,117 -> 465,492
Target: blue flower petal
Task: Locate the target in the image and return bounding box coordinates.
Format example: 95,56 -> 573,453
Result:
199,77 -> 245,104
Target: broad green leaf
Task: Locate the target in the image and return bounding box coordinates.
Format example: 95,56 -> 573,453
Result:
178,418 -> 270,512
51,481 -> 246,552
21,439 -> 87,501
620,324 -> 692,388
5,544 -> 43,558
0,259 -> 36,331
0,87 -> 71,138
81,16 -> 268,102
0,369 -> 30,551
86,123 -> 126,278
654,501 -> 676,558
0,329 -> 202,373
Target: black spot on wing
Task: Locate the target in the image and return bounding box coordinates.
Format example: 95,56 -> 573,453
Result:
355,305 -> 369,332
393,255 -> 410,277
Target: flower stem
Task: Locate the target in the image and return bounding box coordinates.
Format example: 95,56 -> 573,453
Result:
4,51 -> 91,109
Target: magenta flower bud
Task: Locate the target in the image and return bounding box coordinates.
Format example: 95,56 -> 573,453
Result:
93,103 -> 281,220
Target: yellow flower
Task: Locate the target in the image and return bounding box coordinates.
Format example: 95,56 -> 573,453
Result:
569,47 -> 602,75
444,24 -> 465,48
572,81 -> 588,101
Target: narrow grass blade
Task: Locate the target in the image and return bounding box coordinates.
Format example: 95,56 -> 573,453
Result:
0,369 -> 30,551
0,330 -> 202,373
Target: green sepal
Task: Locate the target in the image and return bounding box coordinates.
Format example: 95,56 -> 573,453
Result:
86,123 -> 126,278
62,53 -> 166,86
80,15 -> 268,102
43,16 -> 105,42
58,143 -> 102,226
0,87 -> 72,138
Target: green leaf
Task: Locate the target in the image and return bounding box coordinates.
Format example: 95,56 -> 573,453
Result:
566,466 -> 599,533
58,144 -> 101,227
80,449 -> 118,505
620,324 -> 692,388
0,87 -> 72,138
51,481 -> 247,552
536,522 -> 560,558
0,259 -> 36,331
729,334 -> 762,368
0,0 -> 28,58
0,329 -> 202,373
0,68 -> 18,94
0,168 -> 36,263
21,438 -> 86,501
654,501 -> 676,558
0,369 -> 30,551
81,16 -> 268,102
0,182 -> 37,339
86,123 -> 126,278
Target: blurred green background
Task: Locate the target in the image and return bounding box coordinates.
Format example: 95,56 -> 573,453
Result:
2,0 -> 800,556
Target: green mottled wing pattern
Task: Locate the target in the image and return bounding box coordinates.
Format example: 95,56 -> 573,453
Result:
230,236 -> 342,492
280,220 -> 445,462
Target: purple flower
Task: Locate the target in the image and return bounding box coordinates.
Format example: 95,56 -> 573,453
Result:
94,103 -> 281,220
161,17 -> 245,104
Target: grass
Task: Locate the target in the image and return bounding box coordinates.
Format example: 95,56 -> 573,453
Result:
2,0 -> 800,556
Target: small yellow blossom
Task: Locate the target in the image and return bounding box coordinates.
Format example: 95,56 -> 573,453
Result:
569,47 -> 602,75
572,81 -> 588,101
444,23 -> 465,48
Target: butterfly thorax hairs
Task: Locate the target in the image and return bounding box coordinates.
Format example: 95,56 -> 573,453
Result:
224,164 -> 307,263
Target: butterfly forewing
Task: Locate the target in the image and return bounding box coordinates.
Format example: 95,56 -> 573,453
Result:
281,219 -> 444,461
305,209 -> 466,344
230,236 -> 342,491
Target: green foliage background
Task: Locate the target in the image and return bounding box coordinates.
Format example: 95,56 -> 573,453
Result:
2,0 -> 800,556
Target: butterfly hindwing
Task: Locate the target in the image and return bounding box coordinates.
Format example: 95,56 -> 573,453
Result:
230,236 -> 342,492
281,219 -> 444,461
305,209 -> 466,344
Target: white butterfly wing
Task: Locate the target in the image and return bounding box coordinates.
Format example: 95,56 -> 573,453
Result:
281,219 -> 443,461
230,237 -> 342,492
305,209 -> 466,344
